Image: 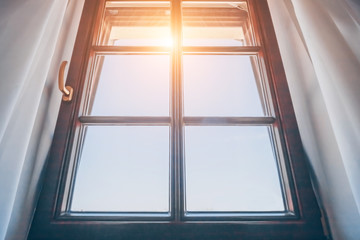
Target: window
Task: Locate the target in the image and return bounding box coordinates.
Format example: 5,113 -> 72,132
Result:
28,0 -> 325,239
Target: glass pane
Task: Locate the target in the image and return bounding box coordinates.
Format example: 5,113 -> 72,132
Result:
71,126 -> 170,212
184,55 -> 265,116
89,55 -> 170,116
98,2 -> 171,46
182,2 -> 256,46
184,126 -> 284,212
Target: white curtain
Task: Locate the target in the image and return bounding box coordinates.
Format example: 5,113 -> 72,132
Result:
0,1 -> 84,240
268,0 -> 360,239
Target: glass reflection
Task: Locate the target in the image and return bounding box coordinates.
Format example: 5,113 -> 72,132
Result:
182,2 -> 256,46
98,2 -> 171,46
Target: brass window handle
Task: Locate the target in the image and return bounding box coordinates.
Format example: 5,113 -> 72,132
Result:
58,61 -> 73,102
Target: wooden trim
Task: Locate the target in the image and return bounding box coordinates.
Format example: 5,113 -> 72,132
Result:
92,46 -> 171,53
252,0 -> 324,230
91,46 -> 261,54
28,0 -> 102,237
28,0 -> 326,239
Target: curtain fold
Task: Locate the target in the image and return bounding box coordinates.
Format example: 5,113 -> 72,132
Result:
291,0 -> 360,213
268,0 -> 360,239
0,1 -> 76,239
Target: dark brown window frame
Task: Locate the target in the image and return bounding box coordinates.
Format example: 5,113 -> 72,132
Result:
28,0 -> 326,239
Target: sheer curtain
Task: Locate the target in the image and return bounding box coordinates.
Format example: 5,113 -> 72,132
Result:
268,0 -> 360,239
0,1 -> 84,240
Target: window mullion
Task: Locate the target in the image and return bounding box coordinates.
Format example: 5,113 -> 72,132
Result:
183,116 -> 276,126
92,46 -> 171,54
78,116 -> 171,125
171,0 -> 183,221
182,46 -> 261,54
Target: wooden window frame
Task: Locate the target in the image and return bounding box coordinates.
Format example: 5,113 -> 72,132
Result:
28,0 -> 326,239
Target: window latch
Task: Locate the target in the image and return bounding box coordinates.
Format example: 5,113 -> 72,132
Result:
58,61 -> 73,102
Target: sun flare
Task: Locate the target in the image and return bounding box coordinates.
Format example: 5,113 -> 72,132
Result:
159,36 -> 174,47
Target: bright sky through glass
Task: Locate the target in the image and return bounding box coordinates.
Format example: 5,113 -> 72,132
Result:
185,126 -> 284,212
184,55 -> 265,116
90,55 -> 170,116
71,1 -> 285,215
71,126 -> 170,212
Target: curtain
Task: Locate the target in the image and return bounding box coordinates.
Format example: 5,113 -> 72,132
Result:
268,0 -> 360,239
0,1 -> 84,240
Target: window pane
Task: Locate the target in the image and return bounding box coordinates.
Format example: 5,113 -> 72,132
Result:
98,2 -> 171,46
184,55 -> 265,116
182,2 -> 256,46
184,126 -> 284,212
71,126 -> 170,212
89,55 -> 170,116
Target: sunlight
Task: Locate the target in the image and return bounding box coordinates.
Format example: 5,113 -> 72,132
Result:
110,27 -> 172,46
102,1 -> 172,46
159,36 -> 173,47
